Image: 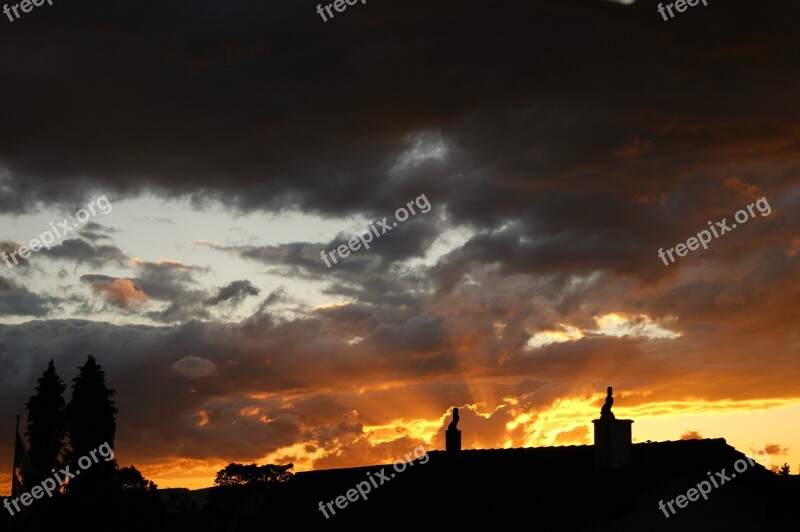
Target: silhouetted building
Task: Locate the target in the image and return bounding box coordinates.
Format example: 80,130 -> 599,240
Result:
593,386 -> 634,469
124,390 -> 799,531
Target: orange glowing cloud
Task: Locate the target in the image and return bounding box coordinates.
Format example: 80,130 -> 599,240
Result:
89,278 -> 148,308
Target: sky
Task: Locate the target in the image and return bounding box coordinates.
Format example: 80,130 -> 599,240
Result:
1,0 -> 799,492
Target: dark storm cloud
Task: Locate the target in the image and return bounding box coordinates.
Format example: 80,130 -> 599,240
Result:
1,0 -> 797,228
1,273 -> 799,473
0,314 -> 458,465
0,241 -> 32,271
0,314 -> 516,466
1,0 -> 798,337
241,288 -> 287,332
133,260 -> 209,300
145,297 -> 211,323
0,319 -> 303,463
79,260 -> 220,321
204,279 -> 260,306
0,276 -> 55,316
215,241 -> 331,279
47,238 -> 128,267
361,314 -> 448,355
76,258 -> 271,323
200,213 -> 441,283
77,221 -> 118,243
1,0 -> 800,484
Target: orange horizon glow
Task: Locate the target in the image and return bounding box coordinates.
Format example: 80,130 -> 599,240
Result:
7,392 -> 793,495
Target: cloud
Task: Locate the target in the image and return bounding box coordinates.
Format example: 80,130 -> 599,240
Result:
680,430 -> 703,440
172,357 -> 218,379
553,426 -> 590,445
0,0 -> 795,227
77,221 -> 118,243
47,239 -> 128,267
763,443 -> 788,456
0,276 -> 55,316
80,259 -> 215,322
0,0 -> 799,490
205,280 -> 260,307
81,275 -> 148,309
614,137 -> 652,160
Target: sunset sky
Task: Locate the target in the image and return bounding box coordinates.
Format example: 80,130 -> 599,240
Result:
1,0 -> 798,493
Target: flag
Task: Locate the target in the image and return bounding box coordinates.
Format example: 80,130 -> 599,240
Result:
12,423 -> 33,497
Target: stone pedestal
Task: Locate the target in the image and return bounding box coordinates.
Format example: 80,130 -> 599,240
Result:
446,429 -> 461,454
592,419 -> 633,469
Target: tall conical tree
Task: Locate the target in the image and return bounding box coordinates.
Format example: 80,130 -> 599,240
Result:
65,355 -> 119,527
24,359 -> 67,485
66,355 -> 118,458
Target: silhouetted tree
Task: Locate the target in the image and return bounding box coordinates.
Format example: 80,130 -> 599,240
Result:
64,354 -> 119,532
204,463 -> 294,530
214,463 -> 294,486
118,465 -> 158,491
66,355 -> 118,458
115,465 -> 165,530
24,360 -> 67,486
778,463 -> 790,476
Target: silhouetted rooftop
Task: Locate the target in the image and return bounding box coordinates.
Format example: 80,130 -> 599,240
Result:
197,438 -> 798,530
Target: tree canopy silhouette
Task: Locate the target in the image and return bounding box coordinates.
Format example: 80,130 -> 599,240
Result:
24,359 -> 66,486
11,357 -> 165,531
66,354 -> 118,457
65,355 -> 119,500
118,465 -> 158,492
214,463 -> 294,486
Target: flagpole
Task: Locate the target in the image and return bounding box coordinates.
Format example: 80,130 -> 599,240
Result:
11,415 -> 19,494
8,415 -> 19,532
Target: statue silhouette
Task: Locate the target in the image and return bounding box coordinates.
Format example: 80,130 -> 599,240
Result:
448,407 -> 459,431
600,386 -> 615,421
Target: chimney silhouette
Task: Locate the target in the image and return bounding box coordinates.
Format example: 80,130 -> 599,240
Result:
446,407 -> 461,454
592,386 -> 633,469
